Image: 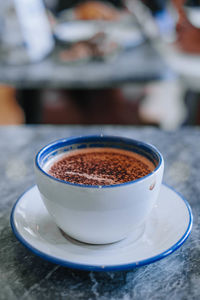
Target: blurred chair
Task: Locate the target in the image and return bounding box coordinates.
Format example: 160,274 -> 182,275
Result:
0,85 -> 24,124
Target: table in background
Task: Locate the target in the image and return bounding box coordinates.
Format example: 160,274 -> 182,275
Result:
0,43 -> 174,123
0,125 -> 199,299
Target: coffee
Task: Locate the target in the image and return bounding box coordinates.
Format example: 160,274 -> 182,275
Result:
46,147 -> 155,186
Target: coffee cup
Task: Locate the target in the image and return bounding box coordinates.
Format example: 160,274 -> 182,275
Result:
35,135 -> 164,244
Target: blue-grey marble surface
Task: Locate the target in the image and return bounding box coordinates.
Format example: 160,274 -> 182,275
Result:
0,125 -> 199,300
0,44 -> 174,88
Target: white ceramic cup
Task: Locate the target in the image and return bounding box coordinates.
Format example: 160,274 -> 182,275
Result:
35,135 -> 164,244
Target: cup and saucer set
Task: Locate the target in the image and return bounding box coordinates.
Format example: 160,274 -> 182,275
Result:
10,136 -> 193,271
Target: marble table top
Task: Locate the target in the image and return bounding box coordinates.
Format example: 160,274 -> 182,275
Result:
0,43 -> 174,89
0,125 -> 199,299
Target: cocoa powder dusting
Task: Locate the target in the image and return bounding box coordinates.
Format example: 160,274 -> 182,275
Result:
48,148 -> 154,186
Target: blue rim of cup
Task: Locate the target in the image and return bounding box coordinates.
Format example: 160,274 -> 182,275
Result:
35,135 -> 163,188
10,183 -> 193,272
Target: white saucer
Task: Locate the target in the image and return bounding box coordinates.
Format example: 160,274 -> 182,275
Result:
10,184 -> 193,271
54,21 -> 99,43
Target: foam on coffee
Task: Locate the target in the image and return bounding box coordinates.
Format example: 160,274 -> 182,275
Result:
45,147 -> 155,186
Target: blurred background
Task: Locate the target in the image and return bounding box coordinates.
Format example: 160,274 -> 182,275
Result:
1,0 -> 200,129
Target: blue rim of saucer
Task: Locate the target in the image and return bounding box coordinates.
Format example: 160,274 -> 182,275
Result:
10,184 -> 193,272
35,135 -> 163,189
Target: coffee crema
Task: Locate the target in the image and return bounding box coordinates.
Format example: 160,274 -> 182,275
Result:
46,147 -> 155,186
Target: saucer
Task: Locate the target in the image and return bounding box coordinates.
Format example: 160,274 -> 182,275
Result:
10,184 -> 193,271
